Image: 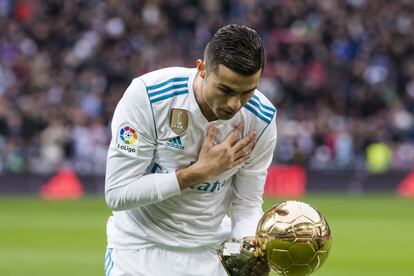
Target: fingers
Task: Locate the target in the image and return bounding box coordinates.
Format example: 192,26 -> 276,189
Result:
220,123 -> 256,165
233,138 -> 256,161
250,258 -> 270,276
204,124 -> 218,145
204,123 -> 256,167
233,130 -> 256,153
234,152 -> 252,166
224,123 -> 244,145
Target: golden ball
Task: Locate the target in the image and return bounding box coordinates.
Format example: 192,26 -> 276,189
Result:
256,201 -> 332,276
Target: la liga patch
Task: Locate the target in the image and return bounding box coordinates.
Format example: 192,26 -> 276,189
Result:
119,126 -> 138,145
117,125 -> 139,154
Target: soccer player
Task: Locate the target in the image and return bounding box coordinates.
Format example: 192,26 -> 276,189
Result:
104,24 -> 277,276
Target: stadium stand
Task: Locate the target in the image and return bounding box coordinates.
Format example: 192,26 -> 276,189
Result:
1,0 -> 414,175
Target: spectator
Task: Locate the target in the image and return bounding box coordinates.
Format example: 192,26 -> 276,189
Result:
1,0 -> 414,174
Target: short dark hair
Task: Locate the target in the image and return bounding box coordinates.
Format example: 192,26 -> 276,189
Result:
204,24 -> 265,76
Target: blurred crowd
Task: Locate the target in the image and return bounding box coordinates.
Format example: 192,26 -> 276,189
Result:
1,0 -> 414,174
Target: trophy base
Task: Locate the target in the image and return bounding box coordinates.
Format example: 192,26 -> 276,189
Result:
217,239 -> 258,276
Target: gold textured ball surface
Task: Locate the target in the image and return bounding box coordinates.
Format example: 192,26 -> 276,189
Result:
256,201 -> 332,276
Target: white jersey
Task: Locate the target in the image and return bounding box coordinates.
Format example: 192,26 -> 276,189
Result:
105,67 -> 277,250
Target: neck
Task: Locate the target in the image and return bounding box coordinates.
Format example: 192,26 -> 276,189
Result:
193,73 -> 218,122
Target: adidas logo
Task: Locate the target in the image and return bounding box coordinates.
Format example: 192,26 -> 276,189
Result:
166,137 -> 184,150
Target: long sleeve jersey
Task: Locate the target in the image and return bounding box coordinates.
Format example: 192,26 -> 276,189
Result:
105,67 -> 277,249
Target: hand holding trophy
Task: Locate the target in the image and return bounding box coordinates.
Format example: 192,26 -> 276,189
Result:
218,201 -> 332,276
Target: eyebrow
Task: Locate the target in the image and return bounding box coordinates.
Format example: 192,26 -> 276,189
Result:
217,84 -> 257,95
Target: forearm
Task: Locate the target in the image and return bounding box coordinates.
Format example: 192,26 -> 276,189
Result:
175,162 -> 211,190
105,171 -> 180,211
231,170 -> 266,239
231,207 -> 263,239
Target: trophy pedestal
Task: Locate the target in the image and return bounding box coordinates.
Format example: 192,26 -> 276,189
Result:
217,239 -> 260,276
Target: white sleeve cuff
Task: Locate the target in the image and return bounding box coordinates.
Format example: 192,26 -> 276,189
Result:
155,171 -> 181,200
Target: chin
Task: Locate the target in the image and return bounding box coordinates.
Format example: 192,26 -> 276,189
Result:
218,112 -> 236,120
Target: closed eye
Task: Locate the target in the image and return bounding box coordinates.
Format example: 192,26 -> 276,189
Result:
218,86 -> 236,95
217,84 -> 257,96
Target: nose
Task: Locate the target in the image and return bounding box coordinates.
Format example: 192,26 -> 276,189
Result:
226,96 -> 242,111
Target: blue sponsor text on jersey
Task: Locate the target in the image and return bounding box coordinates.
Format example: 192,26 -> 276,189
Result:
191,180 -> 225,193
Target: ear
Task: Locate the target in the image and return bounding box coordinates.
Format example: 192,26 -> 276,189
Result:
196,59 -> 206,79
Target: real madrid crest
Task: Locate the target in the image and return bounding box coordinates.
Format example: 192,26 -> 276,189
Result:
170,108 -> 188,135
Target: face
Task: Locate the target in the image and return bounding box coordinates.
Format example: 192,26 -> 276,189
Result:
198,61 -> 262,121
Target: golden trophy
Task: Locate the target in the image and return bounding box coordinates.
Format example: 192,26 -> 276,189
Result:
218,201 -> 332,276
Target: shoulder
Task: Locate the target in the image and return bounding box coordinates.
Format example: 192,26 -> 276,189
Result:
138,66 -> 194,117
243,90 -> 277,129
139,67 -> 195,137
241,90 -> 277,141
139,67 -> 193,104
242,91 -> 277,159
120,67 -> 193,104
119,67 -> 194,113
